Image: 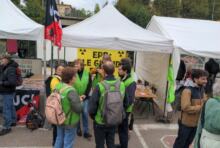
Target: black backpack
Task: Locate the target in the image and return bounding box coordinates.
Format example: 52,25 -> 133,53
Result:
45,76 -> 53,97
26,103 -> 44,131
16,67 -> 23,86
45,75 -> 61,97
174,86 -> 186,111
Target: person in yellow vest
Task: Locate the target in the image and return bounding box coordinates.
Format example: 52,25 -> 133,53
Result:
50,65 -> 64,92
116,58 -> 136,148
73,59 -> 92,139
54,67 -> 82,148
45,65 -> 64,146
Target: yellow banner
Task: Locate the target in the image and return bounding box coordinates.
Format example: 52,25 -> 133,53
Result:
77,48 -> 127,74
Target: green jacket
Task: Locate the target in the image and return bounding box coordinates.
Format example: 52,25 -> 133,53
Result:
194,97 -> 220,148
56,82 -> 82,127
92,73 -> 102,89
73,69 -> 89,96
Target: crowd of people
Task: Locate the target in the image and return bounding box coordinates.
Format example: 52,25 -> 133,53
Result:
48,55 -> 136,148
0,53 -> 136,148
1,53 -> 220,148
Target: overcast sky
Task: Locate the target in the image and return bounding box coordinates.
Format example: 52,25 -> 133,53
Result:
61,0 -> 116,11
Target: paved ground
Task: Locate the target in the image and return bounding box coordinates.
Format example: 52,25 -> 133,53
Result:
0,115 -> 180,148
0,99 -> 183,148
0,123 -> 179,148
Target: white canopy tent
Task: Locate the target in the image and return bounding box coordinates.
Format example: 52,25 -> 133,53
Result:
147,16 -> 220,58
0,0 -> 44,57
136,16 -> 220,110
63,5 -> 173,53
62,5 -> 175,109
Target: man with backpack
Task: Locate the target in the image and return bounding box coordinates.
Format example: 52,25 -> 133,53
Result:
73,59 -> 92,139
116,58 -> 136,148
45,65 -> 64,146
89,61 -> 125,148
0,54 -> 18,136
173,69 -> 208,148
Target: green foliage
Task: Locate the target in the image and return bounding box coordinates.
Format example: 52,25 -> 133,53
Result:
11,0 -> 20,6
116,0 -> 152,27
181,0 -> 209,19
153,0 -> 180,17
94,3 -> 100,14
22,0 -> 45,24
208,0 -> 220,20
69,8 -> 92,18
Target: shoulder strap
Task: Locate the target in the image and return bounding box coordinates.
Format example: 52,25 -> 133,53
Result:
114,80 -> 121,91
197,101 -> 207,148
54,83 -> 72,94
201,102 -> 207,128
101,80 -> 120,91
60,85 -> 72,94
52,75 -> 61,81
101,81 -> 111,91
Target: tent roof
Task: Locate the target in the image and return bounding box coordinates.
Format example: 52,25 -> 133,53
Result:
0,0 -> 43,41
63,5 -> 173,53
147,16 -> 220,58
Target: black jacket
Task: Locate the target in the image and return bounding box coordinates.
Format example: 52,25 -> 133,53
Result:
205,59 -> 219,77
176,60 -> 186,81
0,60 -> 18,93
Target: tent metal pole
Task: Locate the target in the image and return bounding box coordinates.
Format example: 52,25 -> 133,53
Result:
51,43 -> 54,75
58,48 -> 60,65
64,46 -> 66,62
134,51 -> 137,71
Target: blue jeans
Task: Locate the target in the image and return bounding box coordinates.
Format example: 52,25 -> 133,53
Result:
55,126 -> 77,148
1,93 -> 16,129
77,99 -> 89,134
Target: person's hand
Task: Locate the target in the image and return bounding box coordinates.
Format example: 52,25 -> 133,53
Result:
80,95 -> 86,101
0,81 -> 3,85
97,68 -> 103,74
80,96 -> 84,102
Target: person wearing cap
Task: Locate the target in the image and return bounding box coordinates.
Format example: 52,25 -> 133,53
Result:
0,54 -> 18,136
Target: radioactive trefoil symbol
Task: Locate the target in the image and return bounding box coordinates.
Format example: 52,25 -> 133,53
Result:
118,51 -> 124,57
79,49 -> 86,55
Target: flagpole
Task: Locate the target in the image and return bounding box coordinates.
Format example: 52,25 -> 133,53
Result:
58,48 -> 60,65
51,42 -> 54,75
43,40 -> 47,80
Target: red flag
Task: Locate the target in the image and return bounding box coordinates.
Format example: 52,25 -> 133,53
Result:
44,0 -> 62,48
